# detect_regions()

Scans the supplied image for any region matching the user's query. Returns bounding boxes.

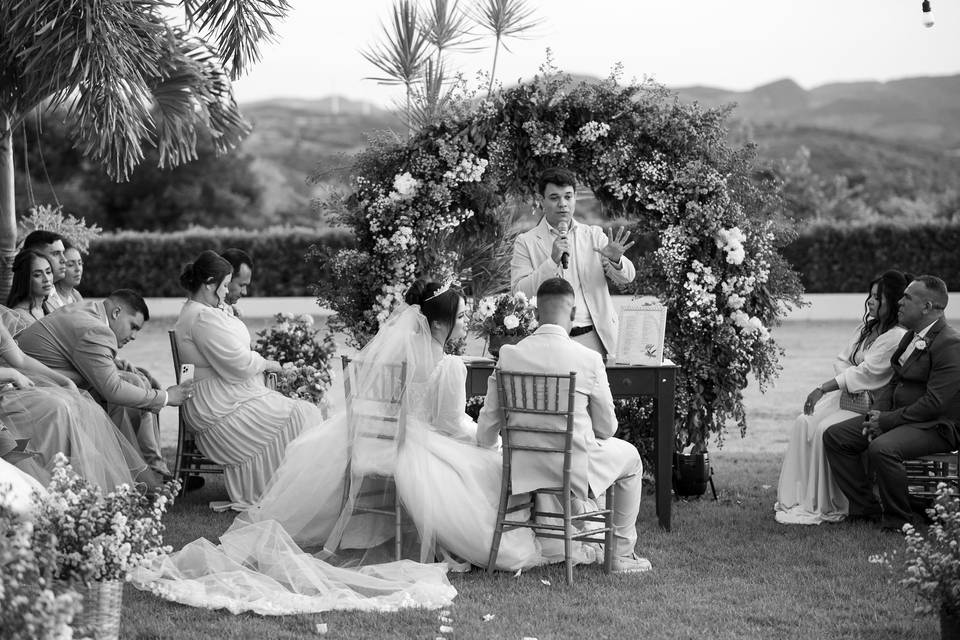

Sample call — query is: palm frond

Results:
[183,0,290,80]
[471,0,541,42]
[149,31,251,169]
[360,0,430,87]
[421,0,479,53]
[407,58,459,128]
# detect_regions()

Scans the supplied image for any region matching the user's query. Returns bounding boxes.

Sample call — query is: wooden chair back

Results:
[488,369,614,583]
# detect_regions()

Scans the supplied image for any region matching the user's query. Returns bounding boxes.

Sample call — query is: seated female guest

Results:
[4,250,55,335]
[174,250,310,511]
[0,322,158,491]
[55,243,84,306]
[775,269,909,525]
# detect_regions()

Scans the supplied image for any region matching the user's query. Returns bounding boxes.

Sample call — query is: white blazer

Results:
[476,324,629,498]
[510,217,636,354]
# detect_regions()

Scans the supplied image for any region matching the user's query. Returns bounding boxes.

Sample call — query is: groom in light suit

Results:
[477,278,649,572]
[824,275,960,531]
[511,168,636,356]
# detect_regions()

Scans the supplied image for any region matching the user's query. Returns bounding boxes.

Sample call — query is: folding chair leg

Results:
[394,487,402,561]
[603,485,615,574]
[487,480,511,573]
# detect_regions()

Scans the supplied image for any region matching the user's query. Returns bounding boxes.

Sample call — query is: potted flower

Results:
[898,483,960,639]
[31,455,179,640]
[254,312,337,412]
[1,483,82,640]
[469,291,538,358]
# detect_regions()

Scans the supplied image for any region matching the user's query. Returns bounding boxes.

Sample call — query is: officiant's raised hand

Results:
[595,227,635,266]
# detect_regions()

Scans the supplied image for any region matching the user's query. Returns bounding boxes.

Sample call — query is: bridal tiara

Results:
[424,280,453,302]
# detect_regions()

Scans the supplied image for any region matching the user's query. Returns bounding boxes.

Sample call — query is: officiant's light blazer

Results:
[510,217,636,354]
[476,324,630,499]
[16,300,166,413]
[875,317,960,448]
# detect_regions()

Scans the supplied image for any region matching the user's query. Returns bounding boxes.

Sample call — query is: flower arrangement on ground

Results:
[31,455,179,586]
[254,312,337,408]
[899,484,960,619]
[1,484,81,640]
[470,291,538,340]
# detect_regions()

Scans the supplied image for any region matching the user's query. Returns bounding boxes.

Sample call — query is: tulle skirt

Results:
[0,380,145,490]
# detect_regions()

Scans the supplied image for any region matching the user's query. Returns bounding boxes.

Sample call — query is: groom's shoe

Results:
[612,553,652,574]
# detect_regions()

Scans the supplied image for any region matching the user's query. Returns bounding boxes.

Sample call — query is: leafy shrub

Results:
[80,226,353,297]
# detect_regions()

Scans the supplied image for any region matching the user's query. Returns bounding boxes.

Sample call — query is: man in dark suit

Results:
[824,275,960,531]
[16,289,194,477]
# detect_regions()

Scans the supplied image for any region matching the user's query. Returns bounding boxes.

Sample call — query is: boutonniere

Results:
[915,338,927,351]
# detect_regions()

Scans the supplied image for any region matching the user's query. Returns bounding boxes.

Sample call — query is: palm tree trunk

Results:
[486,37,502,97]
[0,113,17,303]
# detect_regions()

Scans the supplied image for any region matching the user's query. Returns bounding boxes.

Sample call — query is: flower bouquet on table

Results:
[27,454,179,639]
[470,291,538,358]
[254,312,337,412]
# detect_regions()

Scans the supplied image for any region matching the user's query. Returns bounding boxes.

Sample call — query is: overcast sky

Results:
[230,0,960,106]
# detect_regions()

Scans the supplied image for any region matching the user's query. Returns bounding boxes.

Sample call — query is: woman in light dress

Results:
[0,322,155,491]
[775,270,909,525]
[133,280,589,615]
[54,243,84,306]
[3,250,55,336]
[173,250,305,511]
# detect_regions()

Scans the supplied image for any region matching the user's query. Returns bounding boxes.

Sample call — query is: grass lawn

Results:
[116,319,938,639]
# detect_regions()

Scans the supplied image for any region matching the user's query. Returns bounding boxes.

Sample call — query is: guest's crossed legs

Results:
[823,415,952,527]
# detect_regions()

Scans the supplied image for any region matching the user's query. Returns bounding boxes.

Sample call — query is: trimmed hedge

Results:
[79,221,959,298]
[780,222,960,293]
[82,227,354,298]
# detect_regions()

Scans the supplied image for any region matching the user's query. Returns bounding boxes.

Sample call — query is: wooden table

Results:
[465,360,678,531]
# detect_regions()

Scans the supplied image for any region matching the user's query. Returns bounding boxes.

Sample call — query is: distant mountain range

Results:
[239,74,960,220]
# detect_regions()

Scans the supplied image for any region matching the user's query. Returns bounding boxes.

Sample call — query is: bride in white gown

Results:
[134,282,589,615]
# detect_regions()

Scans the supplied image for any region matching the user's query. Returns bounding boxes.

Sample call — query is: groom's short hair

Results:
[537,168,577,195]
[536,277,574,300]
[914,275,949,310]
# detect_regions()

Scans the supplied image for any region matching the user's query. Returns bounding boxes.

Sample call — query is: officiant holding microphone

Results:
[511,168,636,356]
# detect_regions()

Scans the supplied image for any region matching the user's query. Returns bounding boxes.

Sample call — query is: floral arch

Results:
[316,67,804,450]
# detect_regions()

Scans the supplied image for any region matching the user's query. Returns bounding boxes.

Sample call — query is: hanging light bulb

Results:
[922,0,935,28]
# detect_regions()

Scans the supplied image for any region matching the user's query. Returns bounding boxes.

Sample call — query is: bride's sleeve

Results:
[193,311,267,383]
[431,357,477,442]
[835,327,906,393]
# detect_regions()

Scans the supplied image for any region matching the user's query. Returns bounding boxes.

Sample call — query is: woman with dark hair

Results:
[3,250,55,335]
[775,269,911,525]
[55,242,84,306]
[173,250,295,511]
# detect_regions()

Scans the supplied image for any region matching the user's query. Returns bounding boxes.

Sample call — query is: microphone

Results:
[557,221,569,269]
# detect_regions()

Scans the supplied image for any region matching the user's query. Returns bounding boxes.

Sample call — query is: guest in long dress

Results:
[0,322,158,491]
[4,250,55,334]
[775,270,910,525]
[173,250,310,511]
[55,243,84,306]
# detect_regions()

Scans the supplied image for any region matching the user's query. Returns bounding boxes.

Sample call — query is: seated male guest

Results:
[476,277,650,572]
[16,289,194,477]
[511,168,636,355]
[219,248,253,319]
[824,275,960,531]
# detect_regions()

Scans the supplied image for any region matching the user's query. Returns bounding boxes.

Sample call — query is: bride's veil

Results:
[130,303,457,615]
[320,303,441,563]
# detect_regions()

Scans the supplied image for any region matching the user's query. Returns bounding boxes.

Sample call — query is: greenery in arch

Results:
[315,63,804,450]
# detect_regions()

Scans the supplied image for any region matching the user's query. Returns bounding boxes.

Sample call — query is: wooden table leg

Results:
[655,368,676,531]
